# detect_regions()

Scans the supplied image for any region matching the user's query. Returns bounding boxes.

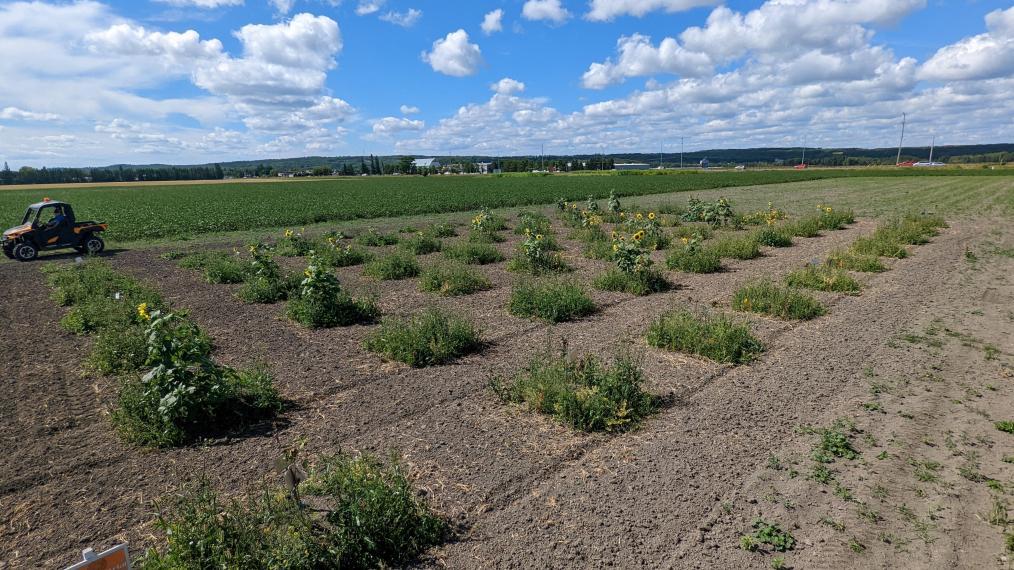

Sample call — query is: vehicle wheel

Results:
[14,242,38,261]
[84,235,105,255]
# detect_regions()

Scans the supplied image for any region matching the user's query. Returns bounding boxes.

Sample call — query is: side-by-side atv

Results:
[2,199,107,261]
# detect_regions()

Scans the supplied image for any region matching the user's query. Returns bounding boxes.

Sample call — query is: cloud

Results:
[0,106,63,121]
[421,29,483,77]
[372,116,425,135]
[269,0,295,14]
[582,0,926,88]
[156,0,243,7]
[400,104,421,114]
[481,9,504,34]
[918,6,1014,81]
[491,77,526,95]
[582,33,712,88]
[379,8,422,28]
[85,23,224,73]
[522,0,570,24]
[586,0,717,22]
[355,0,385,16]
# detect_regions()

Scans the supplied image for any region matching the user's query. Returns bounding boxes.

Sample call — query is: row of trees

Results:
[0,162,224,185]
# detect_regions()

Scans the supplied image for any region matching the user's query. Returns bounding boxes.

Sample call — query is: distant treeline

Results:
[3,143,1011,185]
[1,162,224,185]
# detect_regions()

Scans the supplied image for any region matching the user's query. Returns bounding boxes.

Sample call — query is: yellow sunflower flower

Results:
[648,212,656,220]
[137,303,151,321]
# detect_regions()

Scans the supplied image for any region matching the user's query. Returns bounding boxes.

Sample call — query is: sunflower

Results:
[535,234,544,241]
[284,229,294,238]
[636,212,644,220]
[648,212,656,220]
[632,230,645,241]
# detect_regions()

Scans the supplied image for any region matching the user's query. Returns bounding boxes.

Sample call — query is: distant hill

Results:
[97,143,1013,171]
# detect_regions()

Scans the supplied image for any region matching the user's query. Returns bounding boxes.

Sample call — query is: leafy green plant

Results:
[274,228,314,257]
[996,421,1014,434]
[732,280,826,320]
[646,310,763,364]
[178,250,250,284]
[287,254,379,328]
[507,230,569,275]
[442,242,505,264]
[683,196,734,227]
[490,350,657,432]
[424,222,457,238]
[812,419,860,463]
[399,233,442,255]
[364,252,421,280]
[355,228,400,247]
[139,452,446,569]
[419,263,492,296]
[785,265,861,294]
[364,308,482,367]
[593,268,670,296]
[742,519,796,552]
[316,237,373,267]
[784,216,822,238]
[754,226,793,247]
[236,243,299,304]
[514,211,553,236]
[508,280,596,323]
[667,232,722,273]
[113,306,280,447]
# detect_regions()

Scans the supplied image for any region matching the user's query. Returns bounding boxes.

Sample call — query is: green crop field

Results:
[0,169,1010,242]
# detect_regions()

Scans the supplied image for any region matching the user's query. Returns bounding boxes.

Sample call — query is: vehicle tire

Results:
[14,242,38,261]
[83,235,105,255]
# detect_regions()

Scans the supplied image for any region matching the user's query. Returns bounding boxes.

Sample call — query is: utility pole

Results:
[896,112,907,165]
[680,136,684,169]
[659,141,663,169]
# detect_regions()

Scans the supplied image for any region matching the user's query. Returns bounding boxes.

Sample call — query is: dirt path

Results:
[1,214,1011,568]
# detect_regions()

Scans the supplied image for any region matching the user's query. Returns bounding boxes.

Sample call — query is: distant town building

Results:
[476,162,493,174]
[614,163,651,171]
[413,158,440,169]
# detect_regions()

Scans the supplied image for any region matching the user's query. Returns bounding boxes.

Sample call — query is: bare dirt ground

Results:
[1,204,1012,569]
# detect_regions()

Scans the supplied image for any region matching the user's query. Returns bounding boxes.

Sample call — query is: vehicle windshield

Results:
[21,207,36,226]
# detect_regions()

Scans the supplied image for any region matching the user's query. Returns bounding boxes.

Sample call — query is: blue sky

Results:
[0,0,1012,166]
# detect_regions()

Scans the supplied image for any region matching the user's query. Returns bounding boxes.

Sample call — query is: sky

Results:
[0,0,1012,167]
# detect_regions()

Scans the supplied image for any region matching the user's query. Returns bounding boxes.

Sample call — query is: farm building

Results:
[614,163,651,171]
[413,158,441,169]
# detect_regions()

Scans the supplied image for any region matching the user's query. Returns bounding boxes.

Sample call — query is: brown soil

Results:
[1,211,1011,569]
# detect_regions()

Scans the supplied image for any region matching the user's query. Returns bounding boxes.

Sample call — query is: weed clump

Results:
[507,231,570,275]
[491,351,657,432]
[355,228,399,247]
[364,252,421,280]
[399,233,442,255]
[139,453,446,569]
[706,235,762,260]
[593,268,670,296]
[508,280,596,323]
[667,232,721,273]
[178,251,249,284]
[785,265,861,294]
[732,280,826,320]
[646,310,763,364]
[442,242,505,265]
[419,263,492,296]
[364,308,482,367]
[753,227,793,248]
[826,250,886,272]
[740,519,796,552]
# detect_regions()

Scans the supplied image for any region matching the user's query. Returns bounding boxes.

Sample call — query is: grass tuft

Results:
[442,242,505,265]
[593,268,671,296]
[785,265,861,294]
[646,309,763,364]
[363,252,421,280]
[732,280,826,320]
[364,308,482,367]
[666,248,722,273]
[399,233,442,255]
[490,350,657,432]
[706,235,761,260]
[419,263,492,296]
[753,227,793,247]
[508,280,596,323]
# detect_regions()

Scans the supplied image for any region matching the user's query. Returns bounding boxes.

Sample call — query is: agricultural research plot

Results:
[3,176,1014,569]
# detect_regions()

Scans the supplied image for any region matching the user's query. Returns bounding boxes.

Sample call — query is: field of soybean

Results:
[1,168,1008,242]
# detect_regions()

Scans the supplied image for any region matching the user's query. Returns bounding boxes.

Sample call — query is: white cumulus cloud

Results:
[372,116,425,135]
[400,104,421,114]
[491,77,526,95]
[481,9,504,34]
[421,29,483,77]
[379,8,422,28]
[586,0,718,22]
[156,0,244,7]
[0,107,63,121]
[355,0,385,16]
[918,6,1014,81]
[522,0,570,23]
